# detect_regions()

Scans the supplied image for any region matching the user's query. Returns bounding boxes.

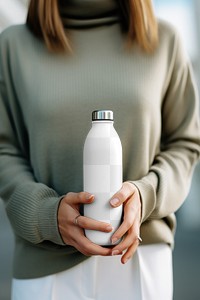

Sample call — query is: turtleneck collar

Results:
[59,0,121,29]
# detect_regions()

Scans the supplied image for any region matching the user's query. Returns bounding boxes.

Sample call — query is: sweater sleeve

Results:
[132,30,200,223]
[0,31,65,246]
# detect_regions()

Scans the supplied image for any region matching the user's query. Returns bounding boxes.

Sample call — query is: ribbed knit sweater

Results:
[0,0,199,279]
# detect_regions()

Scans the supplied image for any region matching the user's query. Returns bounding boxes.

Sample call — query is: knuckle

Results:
[83,251,91,256]
[136,239,140,246]
[80,217,87,227]
[79,191,87,199]
[125,219,132,228]
[82,245,91,256]
[65,192,75,202]
[120,184,133,200]
[124,181,135,193]
[83,252,91,256]
[77,193,82,202]
[129,204,136,215]
[66,192,73,197]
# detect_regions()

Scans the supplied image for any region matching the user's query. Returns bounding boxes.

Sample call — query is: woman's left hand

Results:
[110,182,142,264]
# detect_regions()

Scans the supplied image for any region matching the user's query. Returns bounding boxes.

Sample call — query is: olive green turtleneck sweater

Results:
[0,0,199,279]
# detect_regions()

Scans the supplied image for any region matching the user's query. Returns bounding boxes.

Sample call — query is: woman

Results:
[0,0,199,299]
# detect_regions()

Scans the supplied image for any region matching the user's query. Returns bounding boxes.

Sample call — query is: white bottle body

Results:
[83,120,123,246]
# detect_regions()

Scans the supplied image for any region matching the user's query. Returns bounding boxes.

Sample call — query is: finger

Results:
[64,192,94,205]
[110,182,135,207]
[60,224,112,257]
[121,239,139,264]
[111,225,138,254]
[112,226,140,264]
[75,216,114,233]
[74,234,113,256]
[111,199,138,243]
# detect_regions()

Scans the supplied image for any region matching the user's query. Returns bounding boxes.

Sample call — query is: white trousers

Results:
[12,244,173,300]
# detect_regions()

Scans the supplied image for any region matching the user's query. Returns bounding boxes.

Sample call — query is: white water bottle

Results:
[83,110,123,246]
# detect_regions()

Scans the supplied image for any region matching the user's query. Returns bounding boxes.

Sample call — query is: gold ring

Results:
[74,214,81,225]
[138,236,142,243]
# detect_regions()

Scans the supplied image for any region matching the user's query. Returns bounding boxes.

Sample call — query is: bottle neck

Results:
[89,120,116,138]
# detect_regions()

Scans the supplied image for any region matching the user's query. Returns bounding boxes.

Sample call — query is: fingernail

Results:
[111,237,118,244]
[112,250,120,256]
[123,258,129,264]
[110,198,120,206]
[86,194,94,201]
[106,225,114,232]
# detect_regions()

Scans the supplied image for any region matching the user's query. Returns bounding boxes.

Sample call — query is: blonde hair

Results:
[26,0,158,53]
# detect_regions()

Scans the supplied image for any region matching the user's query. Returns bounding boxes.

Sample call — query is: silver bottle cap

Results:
[92,110,113,121]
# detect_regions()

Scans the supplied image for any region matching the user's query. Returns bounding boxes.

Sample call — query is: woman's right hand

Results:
[58,192,114,256]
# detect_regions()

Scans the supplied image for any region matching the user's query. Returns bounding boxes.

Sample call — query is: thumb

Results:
[110,182,135,207]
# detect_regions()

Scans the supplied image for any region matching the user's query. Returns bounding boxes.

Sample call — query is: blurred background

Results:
[0,0,200,299]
